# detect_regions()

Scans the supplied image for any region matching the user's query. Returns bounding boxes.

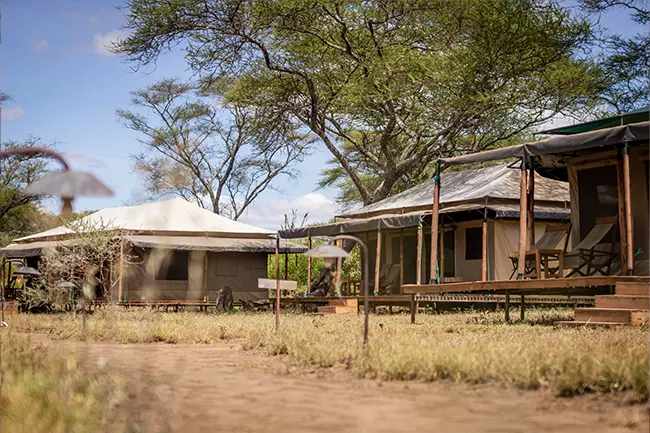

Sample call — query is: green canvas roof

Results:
[537,106,649,135]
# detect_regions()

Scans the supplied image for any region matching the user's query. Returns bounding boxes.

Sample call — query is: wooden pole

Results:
[374,229,382,295]
[622,145,634,275]
[616,157,628,273]
[517,157,528,279]
[307,235,312,295]
[439,220,445,283]
[482,208,488,281]
[527,160,535,248]
[399,229,404,292]
[520,294,525,321]
[284,252,288,281]
[335,239,342,296]
[203,252,208,301]
[430,163,441,284]
[505,290,510,322]
[118,241,124,301]
[275,236,280,331]
[416,224,423,285]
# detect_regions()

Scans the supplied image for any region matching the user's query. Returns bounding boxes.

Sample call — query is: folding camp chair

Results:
[564,216,618,277]
[509,223,571,279]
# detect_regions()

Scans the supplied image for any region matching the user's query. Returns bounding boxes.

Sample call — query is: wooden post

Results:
[118,241,124,301]
[505,290,510,322]
[335,239,342,296]
[520,295,525,321]
[439,220,445,283]
[374,229,382,295]
[202,252,208,301]
[430,162,441,284]
[410,294,416,324]
[616,157,628,273]
[416,225,423,285]
[275,236,280,331]
[399,229,404,292]
[527,160,535,248]
[622,145,634,275]
[517,157,528,279]
[307,235,312,295]
[482,208,488,281]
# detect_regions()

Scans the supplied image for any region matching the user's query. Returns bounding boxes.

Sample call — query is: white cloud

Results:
[93,29,126,56]
[34,39,49,51]
[1,106,24,121]
[239,192,337,230]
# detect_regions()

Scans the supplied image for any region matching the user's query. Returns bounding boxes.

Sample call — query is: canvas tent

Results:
[0,198,305,302]
[437,121,650,277]
[280,164,570,294]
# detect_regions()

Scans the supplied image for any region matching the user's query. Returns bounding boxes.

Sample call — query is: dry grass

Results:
[6,308,649,400]
[0,332,125,433]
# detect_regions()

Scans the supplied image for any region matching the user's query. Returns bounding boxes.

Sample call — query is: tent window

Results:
[465,227,482,260]
[156,250,188,281]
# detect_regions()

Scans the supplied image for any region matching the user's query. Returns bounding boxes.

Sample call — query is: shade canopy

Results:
[13,266,41,277]
[537,106,649,135]
[26,171,113,198]
[305,244,351,258]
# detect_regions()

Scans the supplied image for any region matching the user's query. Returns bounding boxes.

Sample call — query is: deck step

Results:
[595,295,650,309]
[555,320,629,327]
[615,281,649,296]
[317,305,357,314]
[554,320,628,327]
[327,298,358,308]
[574,308,638,324]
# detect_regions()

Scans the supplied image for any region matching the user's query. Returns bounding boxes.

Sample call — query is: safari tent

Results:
[279,163,571,294]
[0,198,305,303]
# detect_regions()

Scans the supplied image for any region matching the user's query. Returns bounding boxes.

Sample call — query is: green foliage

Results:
[581,0,649,113]
[117,0,604,207]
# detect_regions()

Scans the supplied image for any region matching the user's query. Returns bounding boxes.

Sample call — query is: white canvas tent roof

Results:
[16,197,273,242]
[339,163,569,218]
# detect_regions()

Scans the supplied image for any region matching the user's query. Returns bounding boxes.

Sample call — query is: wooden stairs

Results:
[556,281,650,327]
[317,298,358,315]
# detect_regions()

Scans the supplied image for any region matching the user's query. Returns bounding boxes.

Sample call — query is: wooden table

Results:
[509,249,564,279]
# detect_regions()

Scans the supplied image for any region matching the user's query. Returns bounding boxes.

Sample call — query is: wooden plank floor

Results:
[272,294,595,306]
[402,276,650,295]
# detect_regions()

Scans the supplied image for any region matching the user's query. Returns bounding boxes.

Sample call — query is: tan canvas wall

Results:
[188,250,206,300]
[207,252,268,302]
[492,220,555,281]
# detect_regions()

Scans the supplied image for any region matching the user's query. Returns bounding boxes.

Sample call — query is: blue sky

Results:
[1,0,642,229]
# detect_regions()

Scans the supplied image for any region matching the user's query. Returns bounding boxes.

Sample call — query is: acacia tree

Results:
[117,79,310,219]
[582,0,649,113]
[116,0,603,207]
[0,137,56,245]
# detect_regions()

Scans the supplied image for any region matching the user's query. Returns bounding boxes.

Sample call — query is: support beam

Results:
[616,158,627,273]
[505,290,510,322]
[307,236,312,295]
[275,236,280,331]
[416,224,423,285]
[202,252,208,301]
[517,158,528,279]
[622,145,635,275]
[410,294,416,324]
[527,161,535,248]
[482,209,488,282]
[118,241,124,301]
[520,295,525,321]
[335,239,342,296]
[439,219,445,283]
[430,163,441,284]
[399,229,404,292]
[374,229,382,295]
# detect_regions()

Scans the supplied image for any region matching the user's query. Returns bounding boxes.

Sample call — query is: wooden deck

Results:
[272,294,595,307]
[402,276,650,296]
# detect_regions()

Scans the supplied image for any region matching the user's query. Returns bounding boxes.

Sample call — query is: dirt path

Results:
[30,336,649,433]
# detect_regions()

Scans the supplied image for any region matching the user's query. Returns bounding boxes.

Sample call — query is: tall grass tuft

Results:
[7,308,649,400]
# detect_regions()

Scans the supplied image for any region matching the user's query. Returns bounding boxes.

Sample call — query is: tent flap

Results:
[279,213,424,239]
[126,235,305,254]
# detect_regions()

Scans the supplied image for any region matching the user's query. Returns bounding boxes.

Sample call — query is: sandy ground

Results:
[26,335,650,433]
